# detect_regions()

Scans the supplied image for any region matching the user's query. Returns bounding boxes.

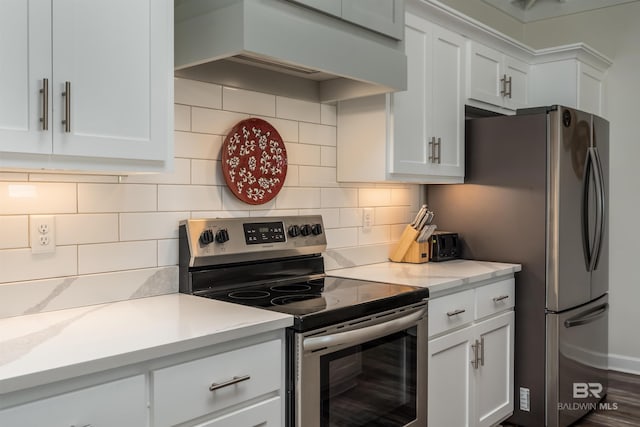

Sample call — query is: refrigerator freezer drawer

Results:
[546,294,608,427]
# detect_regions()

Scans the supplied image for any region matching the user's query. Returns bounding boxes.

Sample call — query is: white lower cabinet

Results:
[0,375,147,427]
[152,339,282,427]
[428,278,515,427]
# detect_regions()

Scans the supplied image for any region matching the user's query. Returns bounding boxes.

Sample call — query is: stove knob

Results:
[300,224,312,236]
[199,229,215,245]
[215,228,229,243]
[311,223,323,235]
[288,225,301,237]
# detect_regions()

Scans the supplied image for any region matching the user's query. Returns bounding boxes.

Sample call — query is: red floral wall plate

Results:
[221,118,288,205]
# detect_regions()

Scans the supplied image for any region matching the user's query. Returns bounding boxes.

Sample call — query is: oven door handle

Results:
[302,307,427,352]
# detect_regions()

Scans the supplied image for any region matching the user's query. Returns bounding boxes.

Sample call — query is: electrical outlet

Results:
[31,215,56,254]
[363,208,374,229]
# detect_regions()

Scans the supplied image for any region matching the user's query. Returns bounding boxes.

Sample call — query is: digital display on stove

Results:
[243,221,286,245]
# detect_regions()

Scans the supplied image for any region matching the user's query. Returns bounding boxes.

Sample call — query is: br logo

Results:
[573,383,603,399]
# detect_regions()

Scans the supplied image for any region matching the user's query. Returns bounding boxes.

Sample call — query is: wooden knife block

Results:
[400,240,431,264]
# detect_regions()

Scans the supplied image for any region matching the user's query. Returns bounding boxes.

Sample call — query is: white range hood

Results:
[174,0,408,103]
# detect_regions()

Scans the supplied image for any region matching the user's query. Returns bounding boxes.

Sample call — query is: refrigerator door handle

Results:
[564,303,609,328]
[581,148,594,271]
[590,147,606,271]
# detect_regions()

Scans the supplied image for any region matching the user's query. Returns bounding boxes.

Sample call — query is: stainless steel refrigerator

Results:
[428,105,609,427]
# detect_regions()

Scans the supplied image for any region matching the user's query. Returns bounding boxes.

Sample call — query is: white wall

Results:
[0,78,421,317]
[524,3,640,375]
[437,0,524,41]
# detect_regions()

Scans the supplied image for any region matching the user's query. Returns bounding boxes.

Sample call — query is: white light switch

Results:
[363,208,374,229]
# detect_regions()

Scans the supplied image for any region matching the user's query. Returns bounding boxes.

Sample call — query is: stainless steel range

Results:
[179,215,428,427]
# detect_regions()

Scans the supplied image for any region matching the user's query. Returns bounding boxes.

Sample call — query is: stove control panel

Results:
[180,215,327,267]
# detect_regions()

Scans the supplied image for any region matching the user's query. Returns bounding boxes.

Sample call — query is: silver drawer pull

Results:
[493,295,509,302]
[209,375,251,391]
[40,78,49,130]
[447,309,466,317]
[62,81,71,132]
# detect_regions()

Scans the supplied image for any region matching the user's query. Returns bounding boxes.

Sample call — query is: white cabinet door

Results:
[194,397,281,427]
[0,0,51,154]
[341,0,404,40]
[51,0,171,162]
[503,56,529,110]
[428,324,475,427]
[468,42,504,107]
[577,62,604,116]
[430,25,465,178]
[468,41,529,111]
[0,375,147,427]
[474,311,515,427]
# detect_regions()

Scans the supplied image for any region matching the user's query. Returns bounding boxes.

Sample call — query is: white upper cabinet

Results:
[337,14,464,183]
[530,59,606,116]
[467,41,529,111]
[0,0,173,173]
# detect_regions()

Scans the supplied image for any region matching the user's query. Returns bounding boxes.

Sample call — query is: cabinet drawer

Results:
[152,339,282,427]
[475,277,515,319]
[0,375,146,427]
[194,396,281,427]
[429,289,475,337]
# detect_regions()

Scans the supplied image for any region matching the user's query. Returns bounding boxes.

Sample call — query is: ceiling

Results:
[482,0,640,22]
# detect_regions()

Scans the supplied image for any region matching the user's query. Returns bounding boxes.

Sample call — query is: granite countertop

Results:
[0,294,292,395]
[328,259,521,298]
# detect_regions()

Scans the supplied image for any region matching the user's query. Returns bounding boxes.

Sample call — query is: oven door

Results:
[293,304,428,427]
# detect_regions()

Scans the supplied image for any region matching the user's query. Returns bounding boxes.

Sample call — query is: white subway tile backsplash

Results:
[256,116,299,143]
[299,122,336,146]
[191,107,248,135]
[191,159,222,186]
[321,104,337,126]
[221,188,277,211]
[250,209,299,217]
[78,184,156,213]
[158,185,222,212]
[375,206,410,225]
[195,210,249,218]
[299,208,340,229]
[325,227,358,249]
[287,143,321,166]
[174,132,223,160]
[0,216,28,249]
[158,239,179,267]
[29,173,118,183]
[391,188,415,206]
[120,212,188,241]
[283,165,299,187]
[223,87,276,116]
[358,225,391,245]
[321,146,336,167]
[78,241,157,275]
[321,188,358,208]
[339,208,363,227]
[0,182,77,215]
[175,104,191,131]
[359,188,392,207]
[299,166,338,188]
[175,78,222,109]
[56,214,119,245]
[276,97,321,123]
[275,188,321,209]
[121,158,191,185]
[0,246,77,284]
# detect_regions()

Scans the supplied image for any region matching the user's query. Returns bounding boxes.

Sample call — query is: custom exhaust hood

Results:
[174,0,408,103]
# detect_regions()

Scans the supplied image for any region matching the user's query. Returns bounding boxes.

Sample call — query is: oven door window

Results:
[319,327,417,427]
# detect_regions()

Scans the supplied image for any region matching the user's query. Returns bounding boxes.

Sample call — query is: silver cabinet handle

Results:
[62,81,71,132]
[428,136,436,163]
[471,340,479,369]
[40,78,49,131]
[479,337,485,366]
[493,295,509,302]
[506,75,513,98]
[500,74,507,97]
[209,374,251,391]
[435,137,441,164]
[446,308,466,317]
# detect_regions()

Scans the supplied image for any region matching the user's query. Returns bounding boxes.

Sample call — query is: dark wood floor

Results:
[573,370,640,426]
[503,370,640,426]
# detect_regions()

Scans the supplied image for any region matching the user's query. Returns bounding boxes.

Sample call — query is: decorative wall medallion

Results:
[221,118,288,205]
